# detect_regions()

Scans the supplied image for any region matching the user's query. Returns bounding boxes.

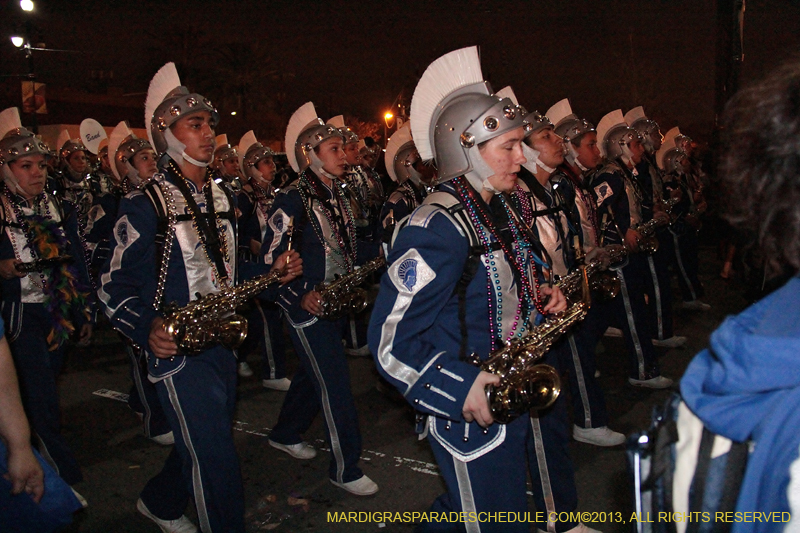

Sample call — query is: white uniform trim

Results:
[530,416,557,533]
[296,326,346,483]
[568,334,593,427]
[615,267,647,379]
[164,376,211,532]
[453,457,481,533]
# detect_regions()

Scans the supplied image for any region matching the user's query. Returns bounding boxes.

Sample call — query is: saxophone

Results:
[556,244,627,303]
[631,198,679,254]
[316,255,386,320]
[468,266,591,424]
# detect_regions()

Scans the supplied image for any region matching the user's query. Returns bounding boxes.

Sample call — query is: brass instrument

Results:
[632,198,679,254]
[468,266,592,424]
[557,244,627,303]
[316,255,386,320]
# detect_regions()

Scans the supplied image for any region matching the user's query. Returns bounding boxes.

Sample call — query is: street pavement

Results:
[58,247,751,532]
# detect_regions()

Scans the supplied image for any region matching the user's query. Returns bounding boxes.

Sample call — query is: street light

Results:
[11,36,25,48]
[20,0,34,11]
[383,112,395,147]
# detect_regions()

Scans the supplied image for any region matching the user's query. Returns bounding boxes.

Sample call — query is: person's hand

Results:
[586,247,610,269]
[0,259,26,280]
[249,239,260,256]
[272,250,302,283]
[301,290,324,316]
[149,317,178,359]
[624,228,642,253]
[653,210,670,225]
[541,285,567,314]
[77,323,93,347]
[4,445,44,503]
[462,371,500,428]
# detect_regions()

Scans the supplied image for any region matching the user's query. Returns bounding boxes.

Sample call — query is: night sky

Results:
[2,0,800,146]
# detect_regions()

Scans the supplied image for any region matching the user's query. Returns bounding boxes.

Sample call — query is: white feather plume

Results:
[545,99,574,127]
[655,132,678,170]
[596,109,626,158]
[663,126,681,145]
[215,134,228,148]
[327,115,346,129]
[410,46,484,161]
[285,102,319,173]
[144,62,181,150]
[496,86,518,105]
[384,122,413,183]
[57,129,71,152]
[238,130,258,169]
[624,106,646,127]
[108,121,133,182]
[0,107,22,139]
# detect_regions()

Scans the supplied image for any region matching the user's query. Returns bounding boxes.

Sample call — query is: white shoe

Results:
[573,425,625,446]
[237,362,254,377]
[681,300,711,311]
[604,327,623,338]
[137,498,197,533]
[594,369,601,378]
[262,377,291,391]
[150,431,174,446]
[628,375,674,389]
[269,439,317,459]
[330,475,379,496]
[71,486,88,508]
[652,335,687,348]
[344,345,371,357]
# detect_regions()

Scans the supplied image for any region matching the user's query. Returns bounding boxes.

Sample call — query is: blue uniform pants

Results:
[421,415,530,533]
[270,317,364,483]
[644,231,675,340]
[670,227,704,303]
[140,348,244,532]
[237,300,287,380]
[125,342,171,438]
[6,303,82,485]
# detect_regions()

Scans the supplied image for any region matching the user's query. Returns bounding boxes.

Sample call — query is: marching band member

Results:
[261,102,380,496]
[368,48,573,532]
[98,63,300,531]
[212,134,243,191]
[235,130,290,389]
[0,107,93,493]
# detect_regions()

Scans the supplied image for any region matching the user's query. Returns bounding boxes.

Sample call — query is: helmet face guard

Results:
[604,125,640,161]
[294,121,343,173]
[631,118,662,152]
[150,87,219,154]
[392,141,423,184]
[432,88,530,183]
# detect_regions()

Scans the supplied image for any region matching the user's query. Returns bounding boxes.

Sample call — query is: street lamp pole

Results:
[24,19,38,134]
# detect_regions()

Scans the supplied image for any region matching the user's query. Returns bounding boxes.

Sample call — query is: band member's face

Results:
[171,111,215,164]
[132,149,158,179]
[9,155,47,200]
[650,130,663,151]
[222,157,240,177]
[100,151,112,172]
[528,126,564,170]
[68,151,88,173]
[480,127,527,194]
[628,137,645,164]
[343,142,361,166]
[575,132,601,169]
[316,137,347,178]
[255,157,276,184]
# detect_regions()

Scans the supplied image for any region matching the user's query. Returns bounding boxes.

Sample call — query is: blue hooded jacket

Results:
[681,276,800,532]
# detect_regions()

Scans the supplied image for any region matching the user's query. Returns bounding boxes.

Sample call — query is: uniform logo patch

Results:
[594,181,613,207]
[272,213,284,232]
[398,258,418,290]
[116,221,129,246]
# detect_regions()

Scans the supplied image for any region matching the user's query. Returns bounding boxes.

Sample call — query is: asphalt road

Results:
[56,246,750,533]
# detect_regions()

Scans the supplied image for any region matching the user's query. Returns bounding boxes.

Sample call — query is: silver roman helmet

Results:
[496,86,556,175]
[0,107,51,192]
[238,130,275,181]
[284,102,343,174]
[546,98,596,171]
[57,129,86,163]
[624,106,662,153]
[410,47,530,188]
[597,109,641,164]
[656,128,686,174]
[214,134,238,165]
[144,62,219,165]
[108,120,153,185]
[327,115,359,145]
[384,122,422,185]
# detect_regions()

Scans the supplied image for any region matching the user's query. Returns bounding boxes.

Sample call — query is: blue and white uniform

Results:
[98,157,271,532]
[262,169,379,485]
[369,180,566,532]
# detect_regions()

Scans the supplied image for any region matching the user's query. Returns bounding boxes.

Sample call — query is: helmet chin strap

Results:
[164,128,211,168]
[521,143,556,176]
[620,143,635,168]
[464,145,495,193]
[565,143,589,171]
[309,151,339,182]
[3,165,21,194]
[406,166,423,186]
